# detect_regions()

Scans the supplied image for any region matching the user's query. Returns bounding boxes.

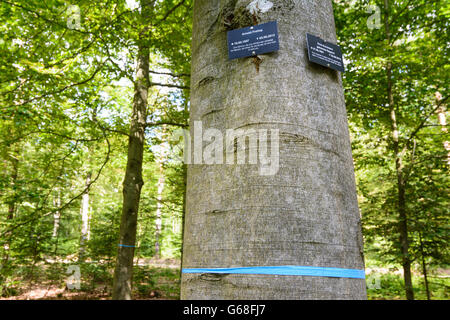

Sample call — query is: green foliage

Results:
[0,0,191,297]
[0,0,446,300]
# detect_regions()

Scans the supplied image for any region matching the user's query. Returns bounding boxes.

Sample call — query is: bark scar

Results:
[197,76,216,88]
[252,55,263,73]
[200,273,226,282]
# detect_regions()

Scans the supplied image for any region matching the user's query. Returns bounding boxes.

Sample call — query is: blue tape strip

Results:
[182,266,365,279]
[118,244,135,248]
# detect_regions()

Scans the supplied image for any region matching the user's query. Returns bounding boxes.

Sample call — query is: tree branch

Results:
[154,0,186,26]
[146,121,188,128]
[150,82,189,90]
[12,61,106,107]
[149,70,190,78]
[406,95,449,145]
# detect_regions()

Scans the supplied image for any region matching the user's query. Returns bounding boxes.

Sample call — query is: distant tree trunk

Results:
[79,172,91,260]
[155,127,168,258]
[112,0,154,300]
[384,0,414,300]
[2,149,19,266]
[154,161,165,258]
[52,188,61,238]
[7,155,18,221]
[419,233,431,300]
[181,0,366,299]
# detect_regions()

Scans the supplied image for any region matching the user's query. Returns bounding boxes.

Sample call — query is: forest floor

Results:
[0,257,181,300]
[1,259,448,300]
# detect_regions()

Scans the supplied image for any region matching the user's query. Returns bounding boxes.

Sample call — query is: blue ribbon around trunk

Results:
[182,266,365,279]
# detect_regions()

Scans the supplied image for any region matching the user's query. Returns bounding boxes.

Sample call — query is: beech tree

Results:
[181,0,366,299]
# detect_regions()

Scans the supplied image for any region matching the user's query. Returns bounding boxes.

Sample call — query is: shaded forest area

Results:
[0,0,448,300]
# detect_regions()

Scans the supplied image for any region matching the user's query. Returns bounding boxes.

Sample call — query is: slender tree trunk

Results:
[7,155,18,221]
[52,189,61,238]
[112,0,154,300]
[155,130,168,258]
[155,161,165,258]
[2,150,19,267]
[384,0,414,300]
[419,233,431,300]
[181,0,366,299]
[79,172,91,260]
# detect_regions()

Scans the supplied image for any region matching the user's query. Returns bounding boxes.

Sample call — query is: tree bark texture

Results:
[181,0,366,300]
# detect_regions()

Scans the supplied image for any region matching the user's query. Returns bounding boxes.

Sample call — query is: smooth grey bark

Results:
[112,0,154,300]
[181,0,367,299]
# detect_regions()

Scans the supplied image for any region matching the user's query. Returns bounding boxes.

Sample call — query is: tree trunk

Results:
[52,189,61,238]
[155,161,165,258]
[384,0,414,300]
[155,130,168,258]
[7,154,18,221]
[2,149,19,266]
[112,0,154,300]
[181,0,366,300]
[419,233,431,300]
[79,172,91,260]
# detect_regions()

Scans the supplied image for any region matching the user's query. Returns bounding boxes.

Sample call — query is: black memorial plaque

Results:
[227,21,279,60]
[306,33,345,72]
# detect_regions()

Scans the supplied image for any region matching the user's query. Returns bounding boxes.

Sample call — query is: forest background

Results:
[0,0,448,300]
